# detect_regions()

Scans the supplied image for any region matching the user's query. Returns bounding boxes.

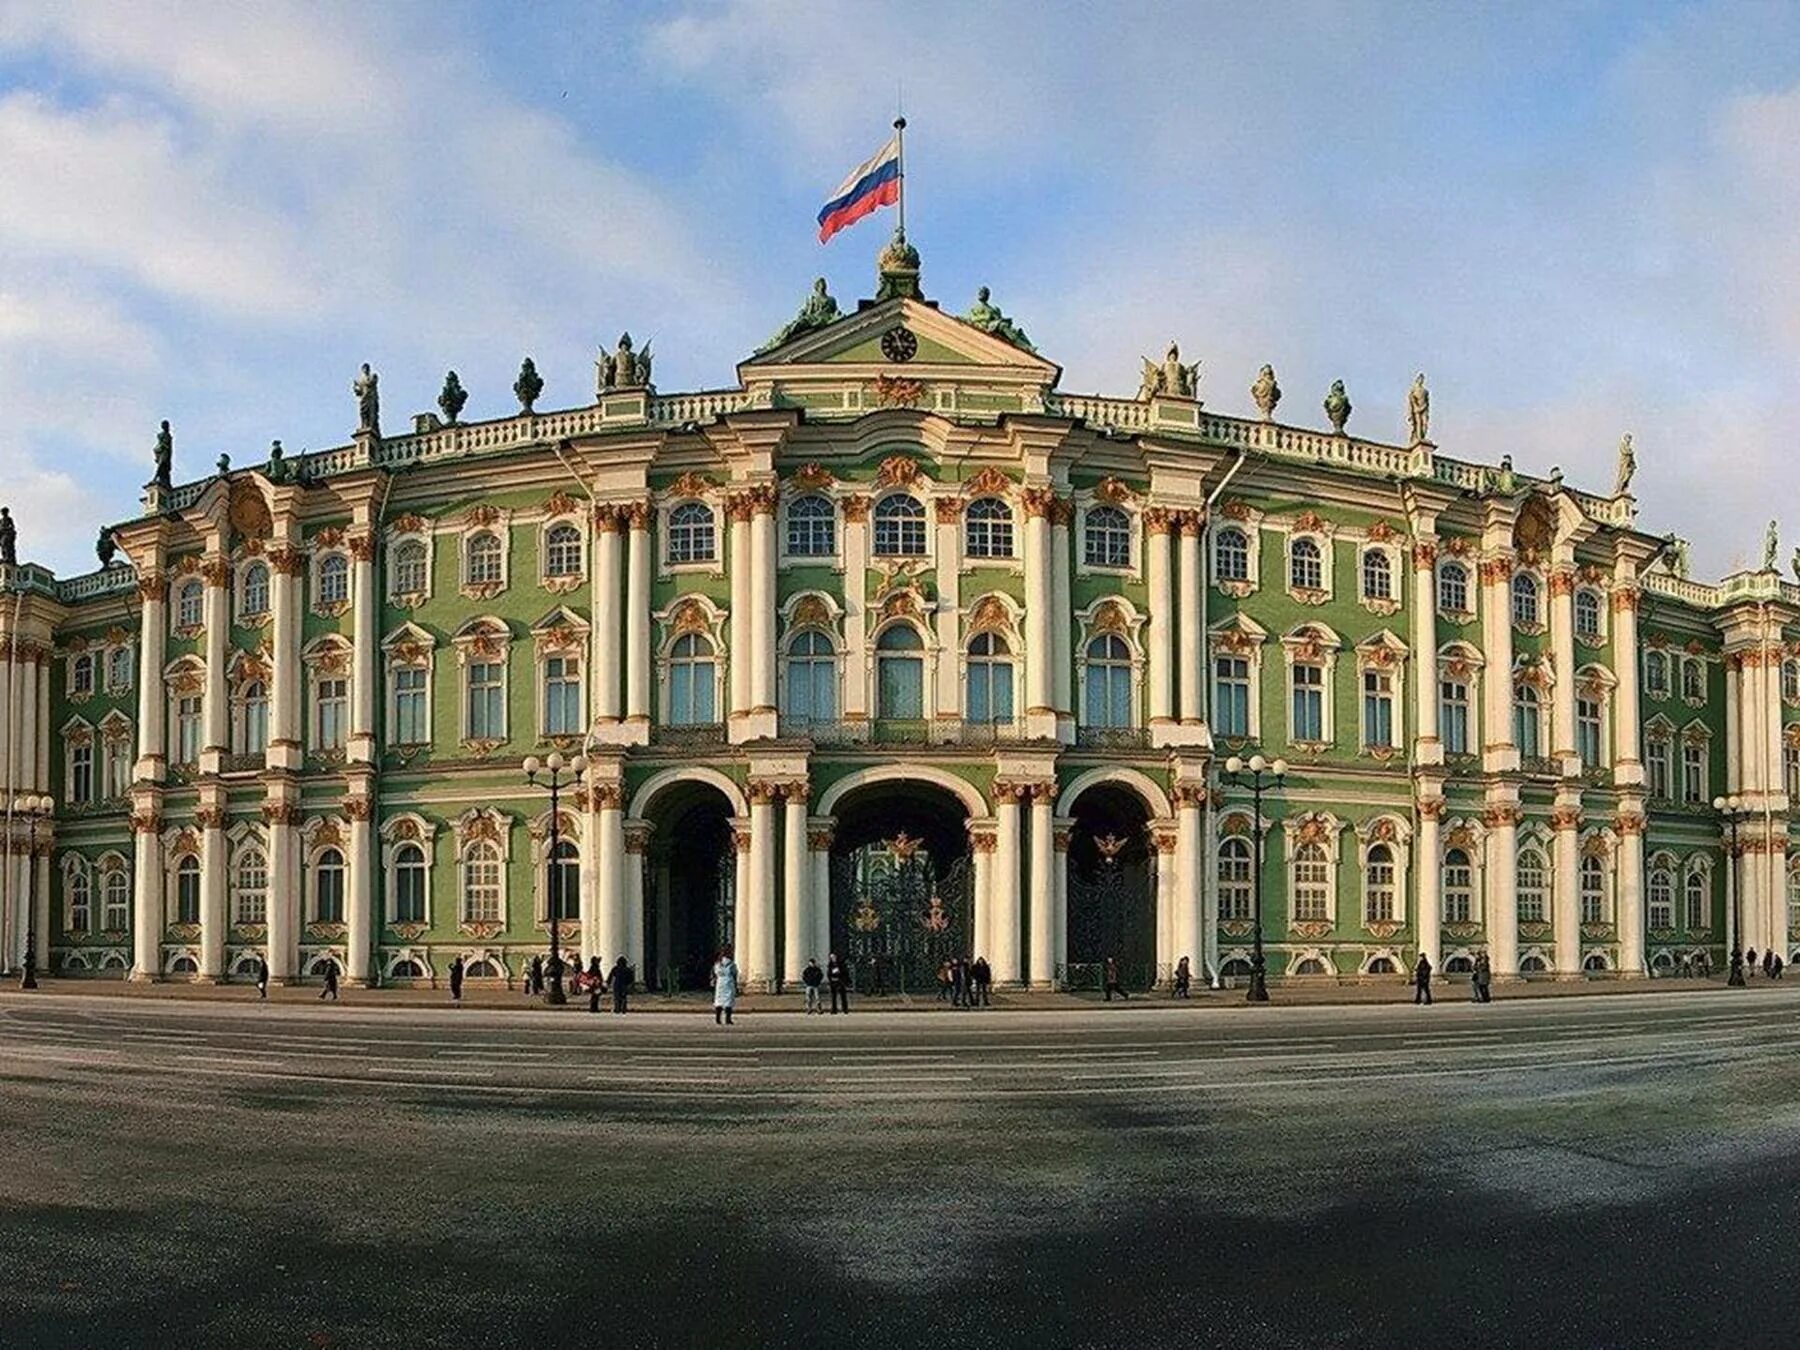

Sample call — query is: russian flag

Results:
[817,135,901,244]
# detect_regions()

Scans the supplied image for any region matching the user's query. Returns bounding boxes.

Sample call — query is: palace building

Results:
[1,239,1794,992]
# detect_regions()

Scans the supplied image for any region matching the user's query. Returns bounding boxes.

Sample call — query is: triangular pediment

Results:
[739,297,1059,380]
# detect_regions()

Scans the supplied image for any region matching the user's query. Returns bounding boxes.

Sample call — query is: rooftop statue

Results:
[0,505,14,567]
[1406,373,1430,444]
[1250,364,1281,419]
[216,453,231,478]
[1669,536,1691,579]
[1138,341,1199,400]
[1323,379,1352,434]
[354,363,381,438]
[598,332,652,393]
[1791,546,1800,585]
[1765,520,1780,572]
[759,278,842,352]
[963,285,1035,352]
[1495,454,1517,494]
[153,420,174,491]
[514,357,544,414]
[266,439,291,484]
[439,370,469,425]
[1614,433,1636,497]
[96,526,118,569]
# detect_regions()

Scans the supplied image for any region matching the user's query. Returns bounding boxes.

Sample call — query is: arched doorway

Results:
[1064,783,1156,990]
[640,780,739,991]
[828,781,972,995]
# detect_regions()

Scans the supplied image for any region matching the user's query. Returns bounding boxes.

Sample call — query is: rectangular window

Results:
[105,740,131,799]
[69,743,93,803]
[468,661,505,740]
[1577,698,1603,768]
[1214,657,1250,738]
[108,647,133,692]
[543,655,582,735]
[315,676,347,751]
[1787,745,1800,800]
[1291,664,1324,743]
[1647,741,1671,799]
[1362,669,1394,748]
[1441,680,1470,755]
[176,695,202,766]
[394,667,428,744]
[1682,742,1705,803]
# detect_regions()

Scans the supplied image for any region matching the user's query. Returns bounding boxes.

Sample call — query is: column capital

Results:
[935,496,963,524]
[347,531,376,561]
[1144,506,1173,536]
[1021,486,1058,519]
[1550,806,1584,831]
[194,806,225,830]
[623,499,653,530]
[841,494,870,523]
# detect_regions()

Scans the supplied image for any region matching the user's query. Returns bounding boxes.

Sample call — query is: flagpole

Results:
[893,115,906,239]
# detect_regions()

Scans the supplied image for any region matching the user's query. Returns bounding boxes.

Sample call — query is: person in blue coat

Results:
[712,948,739,1025]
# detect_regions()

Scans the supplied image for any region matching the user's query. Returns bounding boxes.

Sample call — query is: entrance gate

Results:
[1065,859,1156,990]
[829,834,972,995]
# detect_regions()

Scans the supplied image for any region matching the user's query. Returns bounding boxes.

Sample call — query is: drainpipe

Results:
[1197,447,1249,989]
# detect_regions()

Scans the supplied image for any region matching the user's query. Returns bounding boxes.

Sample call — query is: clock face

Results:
[880,325,918,363]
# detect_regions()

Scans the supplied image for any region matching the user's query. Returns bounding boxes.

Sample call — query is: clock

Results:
[880,325,918,363]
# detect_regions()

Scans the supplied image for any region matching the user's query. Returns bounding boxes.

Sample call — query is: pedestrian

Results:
[1103,955,1128,1002]
[1699,949,1712,978]
[802,956,824,1014]
[1776,953,1786,980]
[1748,947,1759,977]
[1173,955,1191,999]
[587,957,605,1014]
[610,956,633,1014]
[449,955,465,1004]
[827,950,850,1015]
[530,954,544,996]
[1413,952,1433,1005]
[951,955,969,1008]
[1764,949,1776,979]
[972,955,992,1007]
[712,948,739,1025]
[936,958,953,1003]
[1475,951,1492,1003]
[319,962,339,1001]
[255,955,269,1001]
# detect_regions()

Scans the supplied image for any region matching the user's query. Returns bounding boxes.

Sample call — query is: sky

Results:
[1,0,1798,580]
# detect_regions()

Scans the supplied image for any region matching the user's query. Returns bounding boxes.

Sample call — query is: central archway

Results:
[1064,782,1157,990]
[638,778,740,992]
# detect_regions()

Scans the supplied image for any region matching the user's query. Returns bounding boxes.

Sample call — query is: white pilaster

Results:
[1411,538,1441,761]
[136,573,168,783]
[266,802,299,981]
[597,788,626,962]
[1175,784,1204,973]
[268,543,303,771]
[748,784,777,987]
[935,499,962,717]
[750,490,778,722]
[1051,817,1070,985]
[579,804,600,967]
[809,818,835,965]
[346,797,373,985]
[1552,792,1582,974]
[595,509,623,722]
[1618,809,1646,975]
[625,503,652,736]
[1485,800,1519,976]
[992,787,1023,984]
[1479,542,1516,774]
[1028,786,1054,987]
[728,499,750,722]
[1416,794,1443,969]
[1550,562,1579,770]
[201,552,229,774]
[1146,513,1173,728]
[1177,516,1202,722]
[624,822,647,973]
[199,807,225,980]
[843,500,869,717]
[349,536,377,764]
[1611,577,1643,786]
[1051,502,1073,736]
[130,809,162,979]
[1153,824,1176,982]
[781,785,807,987]
[1023,492,1054,736]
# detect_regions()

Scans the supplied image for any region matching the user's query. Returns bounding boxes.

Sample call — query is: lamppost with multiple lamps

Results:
[15,794,52,990]
[1712,794,1747,987]
[1222,754,1287,1004]
[523,752,585,1006]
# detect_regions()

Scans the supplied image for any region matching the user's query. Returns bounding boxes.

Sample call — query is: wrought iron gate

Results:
[1065,858,1156,990]
[830,836,972,995]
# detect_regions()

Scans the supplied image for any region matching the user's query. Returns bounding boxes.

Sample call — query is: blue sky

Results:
[2,0,1798,579]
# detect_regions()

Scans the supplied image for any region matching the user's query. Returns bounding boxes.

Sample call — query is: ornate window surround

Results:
[1439,817,1487,928]
[98,710,134,800]
[539,498,588,592]
[300,635,352,758]
[1281,622,1342,749]
[1074,596,1145,729]
[962,591,1025,724]
[458,505,513,600]
[1575,662,1618,770]
[1284,513,1335,605]
[528,807,583,924]
[1209,613,1269,744]
[1282,811,1345,932]
[163,656,206,768]
[1434,546,1476,624]
[1074,479,1142,580]
[451,615,513,750]
[865,614,937,721]
[382,622,438,748]
[778,590,844,721]
[656,475,724,578]
[453,807,513,929]
[531,606,590,743]
[1439,641,1485,758]
[301,815,350,927]
[1212,501,1264,596]
[385,516,435,606]
[61,714,95,806]
[308,533,354,619]
[1354,814,1412,931]
[380,812,441,928]
[226,821,270,927]
[654,594,728,726]
[61,852,93,934]
[234,553,273,627]
[1354,629,1409,755]
[227,649,273,756]
[1510,563,1548,635]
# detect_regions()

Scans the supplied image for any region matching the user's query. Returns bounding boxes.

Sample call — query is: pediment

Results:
[739,297,1059,382]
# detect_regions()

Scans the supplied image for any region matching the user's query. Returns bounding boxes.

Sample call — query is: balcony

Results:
[781,718,1029,747]
[1075,725,1152,750]
[651,722,726,748]
[220,753,267,775]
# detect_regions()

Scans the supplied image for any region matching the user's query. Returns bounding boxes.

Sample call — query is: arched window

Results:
[234,847,268,924]
[68,867,93,933]
[241,562,270,617]
[461,841,502,923]
[1511,572,1540,627]
[1442,848,1472,923]
[1292,843,1330,922]
[465,534,502,585]
[1514,683,1541,759]
[242,680,269,754]
[314,848,346,923]
[1645,651,1669,699]
[1084,506,1131,568]
[175,854,201,925]
[1685,868,1708,931]
[1437,562,1469,614]
[319,553,350,604]
[394,843,428,924]
[875,625,925,720]
[1292,957,1328,976]
[1575,589,1601,640]
[393,666,428,744]
[1218,836,1253,921]
[964,498,1014,559]
[1289,537,1323,591]
[786,495,835,557]
[966,632,1015,724]
[1520,954,1549,973]
[1214,527,1250,583]
[1682,658,1705,702]
[1364,843,1395,924]
[1440,677,1472,755]
[784,630,837,723]
[390,958,427,979]
[1580,854,1606,924]
[176,580,204,629]
[1361,549,1392,601]
[1582,952,1609,972]
[1648,866,1675,929]
[543,524,583,578]
[1517,847,1548,923]
[546,839,579,921]
[873,494,926,557]
[103,867,129,931]
[667,633,717,725]
[393,539,428,595]
[1082,634,1133,728]
[108,646,133,692]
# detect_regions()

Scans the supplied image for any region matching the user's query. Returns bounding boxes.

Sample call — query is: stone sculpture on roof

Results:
[760,278,842,352]
[1251,364,1281,419]
[597,333,653,393]
[1406,373,1430,445]
[1138,341,1199,400]
[354,363,381,437]
[963,286,1035,352]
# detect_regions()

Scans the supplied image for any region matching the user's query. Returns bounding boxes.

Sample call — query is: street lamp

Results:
[1713,794,1746,988]
[15,793,52,990]
[523,751,586,1006]
[1222,753,1287,1004]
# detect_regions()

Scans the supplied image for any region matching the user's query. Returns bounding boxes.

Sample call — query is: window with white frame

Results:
[103,736,131,798]
[1646,735,1672,799]
[1682,738,1706,803]
[174,853,201,925]
[1580,853,1607,923]
[176,579,203,630]
[1361,549,1392,602]
[175,694,202,766]
[234,847,268,924]
[1645,650,1669,699]
[393,539,428,596]
[1787,742,1800,799]
[784,630,837,723]
[1214,527,1250,583]
[1084,506,1131,568]
[666,502,715,564]
[1517,847,1548,923]
[72,654,95,697]
[1289,537,1323,591]
[1442,848,1473,923]
[241,561,271,618]
[1648,865,1675,930]
[1214,655,1251,738]
[69,740,93,803]
[542,654,583,736]
[875,625,926,719]
[1575,589,1602,640]
[102,865,129,931]
[1292,843,1331,922]
[964,497,1014,559]
[1364,844,1396,923]
[461,841,502,923]
[314,674,347,751]
[1681,657,1704,702]
[1685,867,1709,931]
[786,495,835,557]
[1441,678,1471,755]
[318,554,350,606]
[1082,634,1132,728]
[393,666,429,744]
[1291,661,1325,742]
[1514,683,1542,759]
[1511,572,1541,627]
[1784,659,1800,704]
[1577,695,1604,768]
[967,632,1015,724]
[312,846,346,923]
[545,838,579,921]
[465,533,503,586]
[394,843,428,923]
[543,524,583,579]
[1789,861,1800,942]
[1362,667,1395,748]
[108,646,133,692]
[1219,835,1253,920]
[667,634,717,725]
[466,659,506,740]
[1438,562,1470,614]
[242,681,269,754]
[67,863,92,933]
[873,494,927,557]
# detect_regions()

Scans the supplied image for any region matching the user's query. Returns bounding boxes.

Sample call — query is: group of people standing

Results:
[1411,951,1494,1005]
[1746,948,1786,979]
[932,955,995,1008]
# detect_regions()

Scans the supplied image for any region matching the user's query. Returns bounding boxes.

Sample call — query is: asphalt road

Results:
[4,986,1800,1348]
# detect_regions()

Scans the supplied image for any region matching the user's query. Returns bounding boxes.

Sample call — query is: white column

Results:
[201,554,228,771]
[1023,494,1053,721]
[16,657,38,793]
[1618,815,1646,975]
[1146,513,1174,727]
[199,808,225,979]
[731,820,750,963]
[1153,825,1177,982]
[137,576,168,782]
[0,652,12,802]
[624,824,646,973]
[131,811,162,979]
[593,509,623,722]
[1411,541,1440,754]
[34,653,48,792]
[1552,795,1582,973]
[266,804,298,981]
[269,546,302,769]
[1175,785,1204,972]
[346,797,373,984]
[1550,565,1579,767]
[751,491,778,716]
[1028,786,1054,987]
[1051,819,1070,985]
[728,498,751,720]
[809,819,834,964]
[781,786,808,986]
[1416,797,1442,968]
[1612,584,1642,783]
[625,504,652,729]
[33,848,48,979]
[1202,803,1221,981]
[843,501,870,717]
[597,788,626,962]
[1485,804,1519,975]
[992,786,1023,983]
[934,500,962,717]
[969,823,994,963]
[1051,502,1073,726]
[1479,551,1516,772]
[1177,516,1202,721]
[349,537,377,764]
[579,804,600,967]
[748,783,776,987]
